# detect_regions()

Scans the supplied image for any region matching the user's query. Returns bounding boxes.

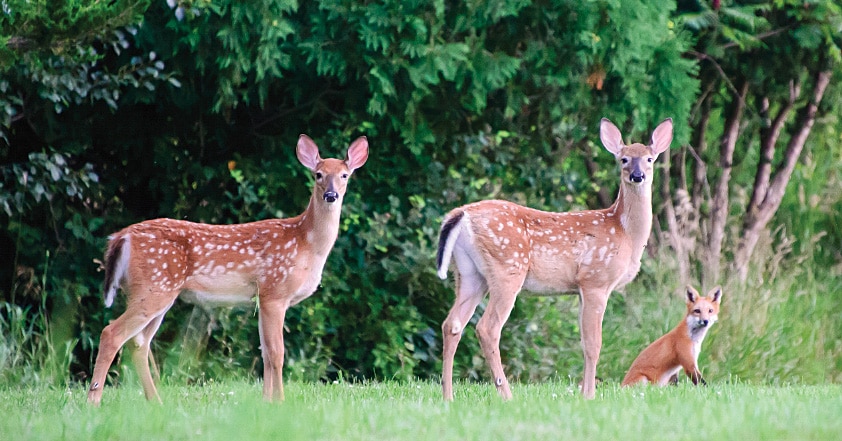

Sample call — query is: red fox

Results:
[622,285,722,387]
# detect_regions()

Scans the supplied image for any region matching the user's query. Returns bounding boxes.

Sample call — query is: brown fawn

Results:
[87,135,368,405]
[436,118,673,400]
[622,285,722,387]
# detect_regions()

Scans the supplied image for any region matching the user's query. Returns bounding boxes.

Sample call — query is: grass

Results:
[2,379,841,440]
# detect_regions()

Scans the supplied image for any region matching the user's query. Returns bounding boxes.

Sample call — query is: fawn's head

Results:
[599,118,673,188]
[685,285,722,330]
[296,135,369,208]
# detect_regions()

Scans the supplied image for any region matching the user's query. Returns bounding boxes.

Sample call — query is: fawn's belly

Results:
[180,272,257,306]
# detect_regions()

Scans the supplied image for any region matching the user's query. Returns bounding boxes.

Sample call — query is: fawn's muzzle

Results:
[630,170,645,183]
[323,191,339,203]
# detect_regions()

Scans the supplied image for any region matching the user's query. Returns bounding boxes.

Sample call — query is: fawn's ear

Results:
[345,136,369,172]
[297,135,322,171]
[650,118,673,155]
[709,286,722,304]
[599,118,624,156]
[686,285,700,304]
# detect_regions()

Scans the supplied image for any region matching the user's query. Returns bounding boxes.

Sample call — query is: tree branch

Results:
[720,25,796,50]
[747,80,800,212]
[762,70,832,218]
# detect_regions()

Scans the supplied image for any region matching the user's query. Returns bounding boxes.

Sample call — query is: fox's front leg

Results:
[687,366,707,386]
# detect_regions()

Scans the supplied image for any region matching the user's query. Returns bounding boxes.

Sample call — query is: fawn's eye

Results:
[647,157,653,163]
[315,172,323,179]
[621,157,629,164]
[342,173,349,179]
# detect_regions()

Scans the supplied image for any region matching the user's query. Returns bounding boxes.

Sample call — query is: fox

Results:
[621,285,722,387]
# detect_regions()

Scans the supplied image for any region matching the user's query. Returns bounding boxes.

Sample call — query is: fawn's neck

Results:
[610,182,653,250]
[297,194,342,253]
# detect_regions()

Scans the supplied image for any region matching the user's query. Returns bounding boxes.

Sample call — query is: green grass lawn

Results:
[2,379,841,440]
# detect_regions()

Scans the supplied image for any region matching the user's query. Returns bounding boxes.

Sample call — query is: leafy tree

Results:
[663,0,841,284]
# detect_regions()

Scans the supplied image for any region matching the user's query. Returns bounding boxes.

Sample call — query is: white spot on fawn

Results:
[582,248,595,265]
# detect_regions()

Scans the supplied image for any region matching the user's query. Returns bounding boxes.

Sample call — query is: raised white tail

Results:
[102,235,130,308]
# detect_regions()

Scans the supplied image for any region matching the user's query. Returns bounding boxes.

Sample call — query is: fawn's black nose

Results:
[323,191,339,203]
[630,170,645,183]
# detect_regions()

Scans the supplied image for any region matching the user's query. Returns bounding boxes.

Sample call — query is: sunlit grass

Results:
[3,380,841,441]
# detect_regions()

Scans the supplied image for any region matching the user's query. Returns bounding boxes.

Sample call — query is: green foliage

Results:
[0,152,99,217]
[0,0,151,68]
[0,0,168,139]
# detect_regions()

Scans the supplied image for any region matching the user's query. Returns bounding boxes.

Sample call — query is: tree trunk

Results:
[734,70,832,279]
[691,91,713,216]
[584,145,613,209]
[659,143,691,285]
[704,79,748,287]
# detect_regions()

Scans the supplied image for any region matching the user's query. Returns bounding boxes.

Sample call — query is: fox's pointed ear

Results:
[686,285,700,304]
[709,286,722,304]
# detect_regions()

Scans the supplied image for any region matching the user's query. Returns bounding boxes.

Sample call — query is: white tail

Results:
[437,118,673,400]
[87,134,369,405]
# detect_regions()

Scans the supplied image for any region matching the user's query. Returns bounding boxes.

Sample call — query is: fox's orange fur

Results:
[622,286,722,387]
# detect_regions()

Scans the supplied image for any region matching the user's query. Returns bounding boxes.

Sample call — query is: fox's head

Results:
[685,285,722,331]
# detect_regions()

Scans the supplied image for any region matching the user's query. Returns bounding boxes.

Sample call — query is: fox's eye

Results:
[694,309,701,314]
[709,309,713,313]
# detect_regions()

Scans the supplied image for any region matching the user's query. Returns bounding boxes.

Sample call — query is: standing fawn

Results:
[87,135,368,405]
[622,286,722,387]
[436,118,673,400]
